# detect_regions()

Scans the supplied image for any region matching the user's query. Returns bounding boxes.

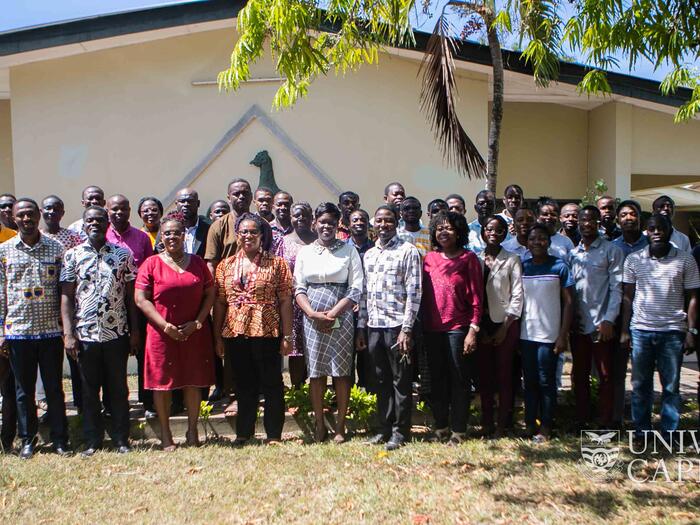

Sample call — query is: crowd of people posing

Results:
[0,178,697,458]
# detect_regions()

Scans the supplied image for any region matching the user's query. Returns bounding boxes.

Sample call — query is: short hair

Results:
[106,194,129,206]
[616,199,642,216]
[350,208,370,221]
[42,195,64,208]
[137,196,163,216]
[235,212,274,252]
[445,193,465,206]
[338,191,359,203]
[228,178,251,191]
[274,191,293,202]
[0,193,16,200]
[291,201,312,215]
[527,223,552,240]
[82,205,108,220]
[536,196,559,215]
[475,189,496,203]
[504,184,524,196]
[400,196,421,209]
[560,202,579,211]
[596,195,616,205]
[374,205,399,222]
[646,213,672,233]
[255,186,274,196]
[429,211,469,251]
[579,205,601,219]
[208,199,230,214]
[427,198,448,213]
[81,186,103,198]
[314,202,342,221]
[652,195,675,209]
[14,197,39,212]
[160,211,186,230]
[515,206,536,219]
[384,182,404,196]
[483,214,509,232]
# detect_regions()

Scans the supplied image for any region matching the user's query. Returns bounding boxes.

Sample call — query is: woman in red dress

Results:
[135,214,216,450]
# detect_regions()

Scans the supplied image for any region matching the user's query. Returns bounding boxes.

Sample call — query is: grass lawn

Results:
[2,431,700,524]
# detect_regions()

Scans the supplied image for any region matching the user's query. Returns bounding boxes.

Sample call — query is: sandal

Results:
[162,443,177,452]
[224,402,238,417]
[430,427,450,443]
[447,432,467,446]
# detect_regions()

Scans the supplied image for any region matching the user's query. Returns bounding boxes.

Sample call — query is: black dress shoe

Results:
[81,447,99,457]
[385,438,405,451]
[365,434,389,445]
[53,443,72,456]
[115,443,131,454]
[20,441,35,460]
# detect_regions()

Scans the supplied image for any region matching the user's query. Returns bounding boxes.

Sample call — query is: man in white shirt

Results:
[652,195,691,252]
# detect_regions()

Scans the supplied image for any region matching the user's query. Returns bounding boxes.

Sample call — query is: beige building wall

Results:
[631,106,700,177]
[587,102,632,200]
[9,27,489,224]
[0,100,13,194]
[497,102,588,200]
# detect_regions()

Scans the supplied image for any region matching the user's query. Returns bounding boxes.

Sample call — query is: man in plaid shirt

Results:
[357,206,422,451]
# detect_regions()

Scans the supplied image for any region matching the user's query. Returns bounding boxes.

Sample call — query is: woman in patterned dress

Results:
[276,202,317,389]
[213,213,294,445]
[294,203,364,443]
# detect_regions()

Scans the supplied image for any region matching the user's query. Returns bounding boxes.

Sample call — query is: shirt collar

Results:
[312,239,345,254]
[186,218,199,232]
[575,235,603,252]
[645,245,677,260]
[375,234,400,251]
[14,232,45,250]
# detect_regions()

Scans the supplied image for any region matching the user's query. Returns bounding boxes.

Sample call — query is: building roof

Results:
[0,0,691,109]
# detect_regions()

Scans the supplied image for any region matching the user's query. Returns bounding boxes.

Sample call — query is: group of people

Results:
[0,177,697,457]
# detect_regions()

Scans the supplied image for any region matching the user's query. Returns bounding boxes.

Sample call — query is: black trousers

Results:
[425,330,474,434]
[1,357,16,449]
[79,336,130,447]
[224,337,284,439]
[67,353,82,412]
[9,337,68,445]
[367,327,413,441]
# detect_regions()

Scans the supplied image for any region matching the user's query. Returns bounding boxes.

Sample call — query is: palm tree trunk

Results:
[486,19,504,194]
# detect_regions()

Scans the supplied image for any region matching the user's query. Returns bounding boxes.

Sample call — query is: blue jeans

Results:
[630,329,685,436]
[520,340,557,428]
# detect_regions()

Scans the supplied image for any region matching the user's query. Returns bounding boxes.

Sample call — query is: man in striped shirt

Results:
[620,213,700,441]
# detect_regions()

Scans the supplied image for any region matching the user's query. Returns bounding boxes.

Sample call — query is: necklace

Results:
[163,250,187,267]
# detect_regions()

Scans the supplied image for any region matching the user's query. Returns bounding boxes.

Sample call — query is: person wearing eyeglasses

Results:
[213,213,293,445]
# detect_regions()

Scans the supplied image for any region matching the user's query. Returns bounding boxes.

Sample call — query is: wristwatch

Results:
[469,323,480,333]
[194,320,203,331]
[689,327,698,336]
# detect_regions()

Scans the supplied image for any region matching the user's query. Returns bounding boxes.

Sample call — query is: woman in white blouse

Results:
[294,202,364,443]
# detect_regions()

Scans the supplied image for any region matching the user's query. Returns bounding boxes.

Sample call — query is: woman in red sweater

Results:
[422,211,483,444]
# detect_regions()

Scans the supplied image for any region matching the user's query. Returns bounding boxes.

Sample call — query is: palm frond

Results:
[418,13,486,179]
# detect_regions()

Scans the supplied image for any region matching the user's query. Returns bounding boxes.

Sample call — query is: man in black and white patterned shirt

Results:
[60,206,140,456]
[357,206,421,451]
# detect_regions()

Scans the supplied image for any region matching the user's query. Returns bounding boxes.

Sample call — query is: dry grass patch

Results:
[2,435,700,524]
